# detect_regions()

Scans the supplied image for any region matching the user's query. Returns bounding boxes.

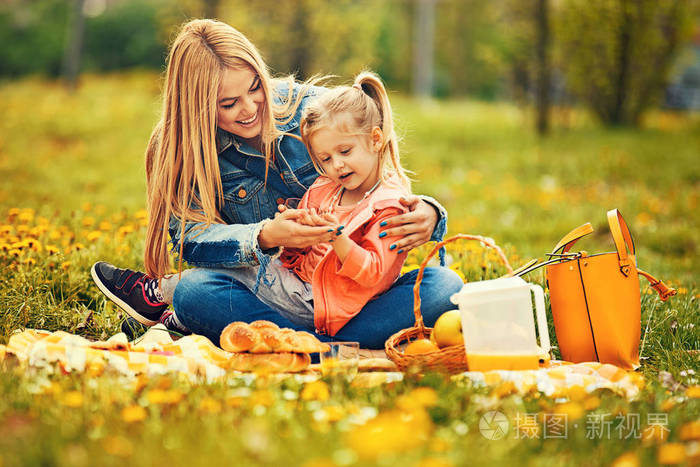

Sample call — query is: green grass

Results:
[0,72,698,466]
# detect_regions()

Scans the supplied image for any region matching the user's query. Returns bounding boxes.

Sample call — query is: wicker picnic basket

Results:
[385,234,514,374]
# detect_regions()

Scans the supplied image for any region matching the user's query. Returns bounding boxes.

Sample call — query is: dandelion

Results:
[86,231,102,242]
[102,435,133,457]
[680,421,700,441]
[611,452,639,467]
[121,405,147,423]
[199,397,222,414]
[17,210,34,224]
[145,389,184,405]
[61,391,84,408]
[301,380,330,402]
[345,409,432,460]
[657,443,686,465]
[552,402,584,421]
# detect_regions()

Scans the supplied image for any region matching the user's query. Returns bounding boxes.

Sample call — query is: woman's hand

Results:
[258,208,335,249]
[378,196,438,252]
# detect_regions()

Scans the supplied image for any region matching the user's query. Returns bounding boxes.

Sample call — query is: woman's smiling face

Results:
[217,67,265,142]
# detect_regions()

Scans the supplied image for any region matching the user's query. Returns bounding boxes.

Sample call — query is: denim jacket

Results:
[168,81,448,289]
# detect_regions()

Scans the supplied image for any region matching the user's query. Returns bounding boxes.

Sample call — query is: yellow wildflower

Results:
[346,409,432,460]
[81,216,95,228]
[60,261,72,270]
[135,209,148,220]
[417,457,454,467]
[0,243,10,252]
[9,249,22,258]
[199,397,222,414]
[81,202,92,212]
[250,389,275,407]
[46,245,60,255]
[121,405,147,423]
[145,389,184,405]
[611,451,639,467]
[552,402,584,421]
[321,404,345,422]
[86,231,102,242]
[102,436,133,457]
[99,220,112,231]
[686,386,700,398]
[679,421,700,441]
[301,380,330,402]
[61,391,84,408]
[657,443,686,465]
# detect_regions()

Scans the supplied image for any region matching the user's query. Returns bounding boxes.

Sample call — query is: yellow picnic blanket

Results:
[1,328,644,398]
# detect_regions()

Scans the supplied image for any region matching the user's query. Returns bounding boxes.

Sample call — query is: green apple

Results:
[432,309,463,348]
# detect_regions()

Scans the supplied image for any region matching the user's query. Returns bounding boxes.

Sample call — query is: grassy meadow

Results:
[0,71,698,466]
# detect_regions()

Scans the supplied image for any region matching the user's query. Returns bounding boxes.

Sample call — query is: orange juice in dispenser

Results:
[451,277,551,371]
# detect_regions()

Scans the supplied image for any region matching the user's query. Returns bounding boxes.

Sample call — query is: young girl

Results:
[210,72,412,336]
[279,71,412,335]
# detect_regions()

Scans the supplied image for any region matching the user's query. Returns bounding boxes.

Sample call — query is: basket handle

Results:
[412,234,514,335]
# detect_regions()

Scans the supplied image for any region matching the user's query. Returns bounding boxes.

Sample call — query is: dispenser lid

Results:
[450,276,528,303]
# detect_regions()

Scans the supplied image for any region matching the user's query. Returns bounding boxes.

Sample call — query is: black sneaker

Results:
[90,261,168,326]
[159,310,191,336]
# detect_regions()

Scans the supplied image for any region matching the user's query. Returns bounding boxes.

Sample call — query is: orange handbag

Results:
[541,209,675,370]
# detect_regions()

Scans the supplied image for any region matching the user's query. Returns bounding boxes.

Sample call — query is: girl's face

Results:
[217,67,265,142]
[309,124,383,196]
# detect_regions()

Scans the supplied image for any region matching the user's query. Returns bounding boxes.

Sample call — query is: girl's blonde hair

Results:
[144,19,308,278]
[299,71,411,191]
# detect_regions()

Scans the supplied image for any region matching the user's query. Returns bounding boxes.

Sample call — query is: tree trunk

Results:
[535,0,550,136]
[63,0,86,92]
[612,0,632,125]
[413,0,436,98]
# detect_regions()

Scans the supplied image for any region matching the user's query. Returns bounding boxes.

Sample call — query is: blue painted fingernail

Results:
[398,249,404,254]
[336,230,343,236]
[327,229,334,232]
[337,225,345,230]
[378,232,387,238]
[389,244,396,250]
[380,221,387,227]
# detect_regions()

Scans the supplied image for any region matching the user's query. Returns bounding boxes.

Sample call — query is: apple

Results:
[432,309,463,348]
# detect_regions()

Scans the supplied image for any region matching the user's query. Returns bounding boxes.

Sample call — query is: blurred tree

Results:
[534,0,550,135]
[62,0,86,91]
[413,0,436,98]
[556,0,695,126]
[0,0,69,77]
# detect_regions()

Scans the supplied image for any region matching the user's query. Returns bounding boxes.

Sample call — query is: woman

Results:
[91,19,463,348]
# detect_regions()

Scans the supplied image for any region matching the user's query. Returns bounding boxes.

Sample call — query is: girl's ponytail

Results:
[353,72,411,190]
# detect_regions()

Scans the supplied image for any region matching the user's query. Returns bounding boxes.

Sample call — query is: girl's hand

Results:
[259,209,336,249]
[378,196,438,252]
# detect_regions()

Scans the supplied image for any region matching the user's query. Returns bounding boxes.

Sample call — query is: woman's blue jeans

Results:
[172,267,464,349]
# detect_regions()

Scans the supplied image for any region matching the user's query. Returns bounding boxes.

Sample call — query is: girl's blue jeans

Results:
[172,267,464,349]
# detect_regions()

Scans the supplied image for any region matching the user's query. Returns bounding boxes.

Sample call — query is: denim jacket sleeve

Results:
[168,216,279,291]
[418,194,448,265]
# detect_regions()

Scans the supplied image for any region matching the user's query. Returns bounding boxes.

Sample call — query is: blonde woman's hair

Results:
[299,71,411,191]
[144,19,309,278]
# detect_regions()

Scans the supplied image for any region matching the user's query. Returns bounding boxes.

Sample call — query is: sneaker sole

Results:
[90,263,159,326]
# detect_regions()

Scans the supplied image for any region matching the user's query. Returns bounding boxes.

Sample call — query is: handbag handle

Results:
[550,222,594,255]
[607,209,636,276]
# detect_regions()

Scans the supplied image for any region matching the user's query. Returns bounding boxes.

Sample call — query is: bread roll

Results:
[220,321,329,354]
